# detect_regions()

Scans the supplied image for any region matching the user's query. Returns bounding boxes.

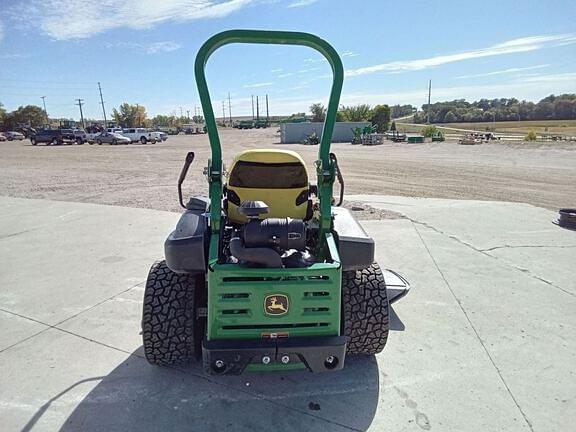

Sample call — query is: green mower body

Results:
[142,30,408,375]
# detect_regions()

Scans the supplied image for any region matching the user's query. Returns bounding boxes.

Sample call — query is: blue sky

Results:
[0,0,575,120]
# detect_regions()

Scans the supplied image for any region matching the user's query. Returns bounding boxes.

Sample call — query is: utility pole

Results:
[98,82,107,125]
[251,95,255,119]
[228,92,232,125]
[426,79,432,124]
[222,101,226,126]
[41,96,48,122]
[187,110,190,122]
[265,94,269,122]
[136,103,140,127]
[180,106,183,118]
[75,98,85,129]
[256,95,260,120]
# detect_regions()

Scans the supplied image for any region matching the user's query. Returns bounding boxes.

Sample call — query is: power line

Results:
[228,92,232,124]
[41,96,48,121]
[98,82,107,124]
[75,99,85,129]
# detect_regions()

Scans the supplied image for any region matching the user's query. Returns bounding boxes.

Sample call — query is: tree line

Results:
[0,101,204,130]
[413,94,576,124]
[309,103,391,132]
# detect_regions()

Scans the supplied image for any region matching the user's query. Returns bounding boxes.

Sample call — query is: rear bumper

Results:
[202,335,347,375]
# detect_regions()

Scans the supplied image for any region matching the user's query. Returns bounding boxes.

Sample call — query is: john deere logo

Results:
[265,295,289,316]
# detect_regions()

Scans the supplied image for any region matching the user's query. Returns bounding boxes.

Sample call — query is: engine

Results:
[227,201,315,268]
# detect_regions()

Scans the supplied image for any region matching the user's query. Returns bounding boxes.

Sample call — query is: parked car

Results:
[72,129,88,144]
[122,128,162,144]
[93,132,131,145]
[5,131,26,141]
[157,131,168,141]
[106,128,124,134]
[0,133,7,142]
[30,129,76,146]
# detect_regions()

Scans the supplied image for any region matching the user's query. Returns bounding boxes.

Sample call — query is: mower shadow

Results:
[57,348,381,432]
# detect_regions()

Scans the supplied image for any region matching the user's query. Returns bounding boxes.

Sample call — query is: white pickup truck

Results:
[122,128,162,144]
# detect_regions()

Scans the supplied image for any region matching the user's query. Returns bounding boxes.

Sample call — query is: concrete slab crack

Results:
[480,244,576,252]
[408,218,574,298]
[410,221,535,432]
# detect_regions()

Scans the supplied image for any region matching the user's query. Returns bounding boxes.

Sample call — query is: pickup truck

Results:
[122,128,162,144]
[30,129,76,145]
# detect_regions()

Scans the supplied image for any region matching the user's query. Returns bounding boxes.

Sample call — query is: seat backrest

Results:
[225,149,310,224]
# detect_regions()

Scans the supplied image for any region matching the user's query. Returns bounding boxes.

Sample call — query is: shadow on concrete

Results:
[389,307,405,332]
[22,347,381,431]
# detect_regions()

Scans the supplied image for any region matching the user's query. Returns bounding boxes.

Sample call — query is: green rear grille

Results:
[207,264,341,340]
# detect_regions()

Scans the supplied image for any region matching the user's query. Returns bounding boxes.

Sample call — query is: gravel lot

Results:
[0,128,574,212]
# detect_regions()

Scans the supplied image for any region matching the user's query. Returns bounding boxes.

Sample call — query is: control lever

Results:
[178,152,195,209]
[329,152,344,206]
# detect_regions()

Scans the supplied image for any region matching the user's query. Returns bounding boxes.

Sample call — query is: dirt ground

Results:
[0,128,575,214]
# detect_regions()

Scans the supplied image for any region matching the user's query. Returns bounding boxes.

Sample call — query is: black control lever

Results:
[178,152,195,209]
[329,152,344,206]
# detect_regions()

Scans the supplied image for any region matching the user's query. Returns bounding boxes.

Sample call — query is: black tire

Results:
[112,139,117,145]
[76,138,84,145]
[30,138,37,146]
[97,139,102,145]
[142,261,202,366]
[140,136,147,144]
[342,262,390,355]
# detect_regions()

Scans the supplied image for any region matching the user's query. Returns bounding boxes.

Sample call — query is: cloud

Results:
[243,82,273,88]
[277,73,293,78]
[517,72,576,83]
[105,41,181,54]
[271,68,283,73]
[288,0,319,7]
[346,34,576,77]
[0,20,4,43]
[456,64,550,79]
[341,50,359,57]
[0,53,31,59]
[13,0,255,40]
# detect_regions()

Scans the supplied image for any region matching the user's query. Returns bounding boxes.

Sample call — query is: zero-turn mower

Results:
[142,30,409,375]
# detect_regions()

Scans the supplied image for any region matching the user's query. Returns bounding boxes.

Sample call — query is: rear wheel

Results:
[342,262,390,355]
[112,139,117,145]
[76,138,84,145]
[97,139,102,145]
[140,136,147,144]
[30,138,37,146]
[142,261,203,366]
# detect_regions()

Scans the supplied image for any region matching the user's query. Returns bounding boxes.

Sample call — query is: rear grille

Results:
[208,262,341,339]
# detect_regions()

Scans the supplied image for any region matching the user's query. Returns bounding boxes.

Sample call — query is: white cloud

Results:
[105,41,181,54]
[341,50,359,57]
[271,68,283,73]
[0,20,4,43]
[518,72,576,83]
[456,64,550,79]
[346,34,576,77]
[14,0,255,40]
[288,0,319,8]
[277,73,294,78]
[243,82,273,88]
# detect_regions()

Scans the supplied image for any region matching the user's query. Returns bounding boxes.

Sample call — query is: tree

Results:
[309,103,326,122]
[443,111,457,123]
[339,104,372,122]
[390,121,397,131]
[3,105,46,130]
[370,104,391,132]
[112,103,148,127]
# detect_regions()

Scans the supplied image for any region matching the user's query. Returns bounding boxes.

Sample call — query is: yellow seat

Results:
[225,149,310,224]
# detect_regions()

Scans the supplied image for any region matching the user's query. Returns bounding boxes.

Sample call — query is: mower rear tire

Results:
[142,260,201,366]
[343,262,390,355]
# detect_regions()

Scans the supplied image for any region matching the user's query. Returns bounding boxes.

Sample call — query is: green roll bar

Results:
[194,29,344,237]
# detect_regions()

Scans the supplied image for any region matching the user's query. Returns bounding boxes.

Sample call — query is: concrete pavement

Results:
[0,196,574,431]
